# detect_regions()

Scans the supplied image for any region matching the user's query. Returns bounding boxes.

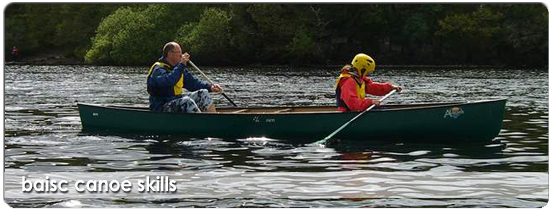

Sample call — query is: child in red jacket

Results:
[335,53,401,112]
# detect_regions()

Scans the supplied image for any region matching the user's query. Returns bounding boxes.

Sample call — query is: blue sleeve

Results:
[149,64,184,88]
[182,66,212,92]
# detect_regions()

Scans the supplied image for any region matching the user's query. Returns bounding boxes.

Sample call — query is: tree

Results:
[436,5,504,64]
[497,4,548,67]
[86,4,208,65]
[225,4,261,64]
[4,4,27,56]
[54,4,120,59]
[5,3,547,67]
[175,7,232,65]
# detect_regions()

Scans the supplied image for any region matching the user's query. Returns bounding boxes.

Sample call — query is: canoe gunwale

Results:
[77,99,507,115]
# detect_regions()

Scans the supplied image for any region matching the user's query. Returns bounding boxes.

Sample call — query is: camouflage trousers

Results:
[161,89,213,113]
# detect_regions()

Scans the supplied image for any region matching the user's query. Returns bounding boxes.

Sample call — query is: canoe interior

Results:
[106,101,473,114]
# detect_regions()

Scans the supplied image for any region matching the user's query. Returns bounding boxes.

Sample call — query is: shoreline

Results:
[4,56,544,70]
[5,62,542,70]
[5,57,85,66]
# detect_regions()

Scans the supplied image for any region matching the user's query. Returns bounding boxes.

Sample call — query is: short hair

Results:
[162,42,178,58]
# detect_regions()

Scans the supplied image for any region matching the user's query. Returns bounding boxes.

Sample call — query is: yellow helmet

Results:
[351,53,375,76]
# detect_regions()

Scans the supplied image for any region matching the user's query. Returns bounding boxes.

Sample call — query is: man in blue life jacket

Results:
[147,42,222,113]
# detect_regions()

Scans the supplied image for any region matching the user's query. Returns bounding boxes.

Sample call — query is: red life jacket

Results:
[335,72,366,111]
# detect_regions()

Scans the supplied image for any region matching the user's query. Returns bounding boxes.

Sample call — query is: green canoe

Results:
[77,99,506,143]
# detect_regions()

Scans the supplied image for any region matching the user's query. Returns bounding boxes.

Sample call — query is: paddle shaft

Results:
[187,60,238,107]
[314,89,397,145]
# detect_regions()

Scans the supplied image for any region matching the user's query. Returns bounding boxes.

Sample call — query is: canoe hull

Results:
[77,99,506,143]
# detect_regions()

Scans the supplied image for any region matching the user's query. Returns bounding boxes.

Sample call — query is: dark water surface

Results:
[3,65,548,207]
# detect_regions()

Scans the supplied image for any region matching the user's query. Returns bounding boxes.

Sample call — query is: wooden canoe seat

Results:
[232,109,249,113]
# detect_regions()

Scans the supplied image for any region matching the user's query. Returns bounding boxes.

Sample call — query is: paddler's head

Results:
[351,53,375,77]
[162,42,183,67]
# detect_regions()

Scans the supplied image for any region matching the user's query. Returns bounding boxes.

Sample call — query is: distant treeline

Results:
[4,4,548,67]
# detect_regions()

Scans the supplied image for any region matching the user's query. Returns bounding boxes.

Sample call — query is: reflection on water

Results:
[3,65,548,207]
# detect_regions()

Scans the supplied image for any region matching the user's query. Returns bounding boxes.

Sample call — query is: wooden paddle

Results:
[188,60,238,107]
[312,89,398,146]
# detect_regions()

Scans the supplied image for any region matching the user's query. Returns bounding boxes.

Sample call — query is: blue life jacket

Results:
[146,58,211,111]
[147,61,184,97]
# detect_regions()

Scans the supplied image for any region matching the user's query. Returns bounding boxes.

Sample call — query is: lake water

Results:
[3,65,548,207]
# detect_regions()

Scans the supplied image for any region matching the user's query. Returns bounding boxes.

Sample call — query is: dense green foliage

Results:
[175,7,232,65]
[85,4,208,65]
[5,4,121,58]
[5,3,548,67]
